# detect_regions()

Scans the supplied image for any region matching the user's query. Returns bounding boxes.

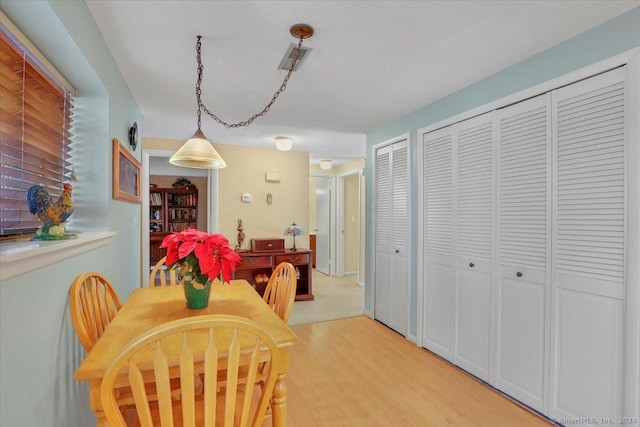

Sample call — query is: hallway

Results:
[288,270,364,326]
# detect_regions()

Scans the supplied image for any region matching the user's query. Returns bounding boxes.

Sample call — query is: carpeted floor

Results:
[288,269,365,326]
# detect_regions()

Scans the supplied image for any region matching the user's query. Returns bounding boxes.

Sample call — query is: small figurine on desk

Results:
[26,183,78,241]
[235,218,245,251]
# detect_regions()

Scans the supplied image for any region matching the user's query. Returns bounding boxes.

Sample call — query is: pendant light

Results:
[171,25,313,169]
[170,126,227,169]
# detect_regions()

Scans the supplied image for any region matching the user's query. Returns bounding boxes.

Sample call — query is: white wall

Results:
[0,2,141,425]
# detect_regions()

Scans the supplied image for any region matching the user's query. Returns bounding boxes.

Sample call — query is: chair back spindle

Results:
[263,262,297,323]
[149,256,178,287]
[69,271,123,352]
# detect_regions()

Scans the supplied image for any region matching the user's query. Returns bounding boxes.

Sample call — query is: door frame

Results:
[370,133,411,333]
[310,172,336,276]
[141,148,218,286]
[336,168,364,278]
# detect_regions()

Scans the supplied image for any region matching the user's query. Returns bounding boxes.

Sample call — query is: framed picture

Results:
[113,138,141,203]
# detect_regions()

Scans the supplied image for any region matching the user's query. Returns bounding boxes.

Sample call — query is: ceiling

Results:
[86,0,639,168]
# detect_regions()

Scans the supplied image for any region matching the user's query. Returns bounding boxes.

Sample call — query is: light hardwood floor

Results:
[284,316,553,427]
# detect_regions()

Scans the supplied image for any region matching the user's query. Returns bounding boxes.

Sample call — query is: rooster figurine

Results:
[26,183,77,240]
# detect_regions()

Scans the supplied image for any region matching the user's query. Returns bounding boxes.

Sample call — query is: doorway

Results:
[310,168,365,284]
[141,149,217,286]
[336,169,363,281]
[310,174,332,275]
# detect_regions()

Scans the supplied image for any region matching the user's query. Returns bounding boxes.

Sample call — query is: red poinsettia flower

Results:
[196,234,242,281]
[160,229,240,285]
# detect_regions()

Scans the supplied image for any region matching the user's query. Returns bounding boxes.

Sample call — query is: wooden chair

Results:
[100,315,280,427]
[69,271,183,408]
[69,271,123,352]
[263,262,297,323]
[149,256,178,287]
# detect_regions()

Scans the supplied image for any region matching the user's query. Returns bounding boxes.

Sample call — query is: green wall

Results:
[364,7,640,338]
[0,1,141,425]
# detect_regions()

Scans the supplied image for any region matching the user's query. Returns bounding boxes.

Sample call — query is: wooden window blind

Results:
[0,27,74,238]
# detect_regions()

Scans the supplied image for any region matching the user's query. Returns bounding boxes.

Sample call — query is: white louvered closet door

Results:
[422,126,454,361]
[374,145,392,328]
[551,68,626,425]
[454,112,495,383]
[495,94,551,412]
[374,140,409,335]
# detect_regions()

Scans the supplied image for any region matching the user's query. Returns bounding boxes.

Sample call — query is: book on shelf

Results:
[169,194,196,206]
[150,192,163,206]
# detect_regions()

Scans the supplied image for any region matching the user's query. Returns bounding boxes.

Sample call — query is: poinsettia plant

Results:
[160,229,241,286]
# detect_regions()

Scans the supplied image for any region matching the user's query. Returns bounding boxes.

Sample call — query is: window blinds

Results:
[0,29,74,238]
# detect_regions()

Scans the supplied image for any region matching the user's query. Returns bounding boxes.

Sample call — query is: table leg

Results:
[271,372,287,427]
[88,380,109,426]
[271,349,290,427]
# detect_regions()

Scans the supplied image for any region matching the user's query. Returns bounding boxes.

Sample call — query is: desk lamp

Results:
[284,222,304,251]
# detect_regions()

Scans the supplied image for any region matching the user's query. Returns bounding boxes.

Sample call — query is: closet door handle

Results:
[516,272,523,278]
[469,262,474,268]
[395,250,400,254]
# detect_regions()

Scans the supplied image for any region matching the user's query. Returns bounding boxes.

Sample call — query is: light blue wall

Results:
[364,7,640,338]
[0,1,141,425]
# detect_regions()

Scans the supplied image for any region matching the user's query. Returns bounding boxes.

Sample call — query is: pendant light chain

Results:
[195,35,306,129]
[195,35,204,131]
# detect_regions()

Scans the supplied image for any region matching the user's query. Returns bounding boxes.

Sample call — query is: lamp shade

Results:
[275,136,293,151]
[170,129,227,169]
[284,222,303,250]
[284,222,304,236]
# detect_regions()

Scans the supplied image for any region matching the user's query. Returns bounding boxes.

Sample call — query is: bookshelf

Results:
[149,187,198,265]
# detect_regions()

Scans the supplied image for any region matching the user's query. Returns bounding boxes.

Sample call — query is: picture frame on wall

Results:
[113,138,141,203]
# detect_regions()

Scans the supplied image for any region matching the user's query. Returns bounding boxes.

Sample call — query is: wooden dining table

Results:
[74,279,298,426]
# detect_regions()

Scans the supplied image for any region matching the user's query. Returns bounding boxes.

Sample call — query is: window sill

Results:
[0,231,116,282]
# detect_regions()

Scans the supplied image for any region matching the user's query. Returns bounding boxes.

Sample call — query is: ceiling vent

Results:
[277,43,312,71]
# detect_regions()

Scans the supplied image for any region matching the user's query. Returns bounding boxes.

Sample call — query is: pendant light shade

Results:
[170,128,227,169]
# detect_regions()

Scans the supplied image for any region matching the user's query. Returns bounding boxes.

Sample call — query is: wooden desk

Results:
[234,249,314,301]
[74,280,298,426]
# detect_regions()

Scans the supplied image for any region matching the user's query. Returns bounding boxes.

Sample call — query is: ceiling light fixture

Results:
[275,136,293,151]
[319,159,333,170]
[171,24,314,169]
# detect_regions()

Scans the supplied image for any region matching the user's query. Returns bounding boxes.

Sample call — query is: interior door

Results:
[374,146,392,327]
[374,139,409,335]
[422,126,455,361]
[315,177,331,275]
[495,94,550,412]
[390,141,409,334]
[454,112,495,384]
[550,67,626,425]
